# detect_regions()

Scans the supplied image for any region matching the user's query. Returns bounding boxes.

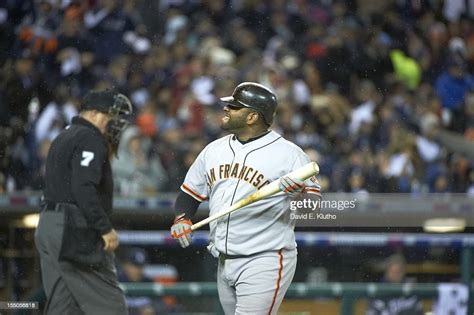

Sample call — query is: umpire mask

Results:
[81,90,133,156]
[105,94,133,157]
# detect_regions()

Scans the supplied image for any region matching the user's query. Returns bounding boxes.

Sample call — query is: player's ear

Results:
[247,111,260,125]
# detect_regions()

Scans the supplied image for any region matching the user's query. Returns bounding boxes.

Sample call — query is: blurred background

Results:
[0,0,473,314]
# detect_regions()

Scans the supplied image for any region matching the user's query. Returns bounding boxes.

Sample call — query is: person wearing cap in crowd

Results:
[118,247,157,315]
[35,89,132,314]
[366,254,423,315]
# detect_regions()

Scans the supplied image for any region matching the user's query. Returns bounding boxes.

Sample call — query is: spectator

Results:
[111,126,168,196]
[467,168,474,195]
[0,0,472,194]
[348,169,369,194]
[28,138,50,190]
[84,0,135,64]
[54,5,95,90]
[118,247,158,315]
[435,57,474,132]
[366,254,424,315]
[2,52,39,124]
[349,80,380,136]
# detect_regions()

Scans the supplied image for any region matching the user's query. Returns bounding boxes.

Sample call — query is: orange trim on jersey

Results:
[181,184,208,202]
[268,249,283,315]
[304,187,321,194]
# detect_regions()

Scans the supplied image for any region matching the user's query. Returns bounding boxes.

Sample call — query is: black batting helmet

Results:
[220,82,277,125]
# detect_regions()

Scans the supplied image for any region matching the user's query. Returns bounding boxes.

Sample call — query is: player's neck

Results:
[234,129,270,143]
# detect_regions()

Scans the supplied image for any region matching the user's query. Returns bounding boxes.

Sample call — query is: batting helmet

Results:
[220,82,277,125]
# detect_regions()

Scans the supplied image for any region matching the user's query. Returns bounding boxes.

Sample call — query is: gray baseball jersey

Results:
[181,130,321,256]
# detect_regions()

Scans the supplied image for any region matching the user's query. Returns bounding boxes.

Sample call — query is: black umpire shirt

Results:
[43,116,113,235]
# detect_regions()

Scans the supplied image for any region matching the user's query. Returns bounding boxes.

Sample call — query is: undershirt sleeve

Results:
[175,190,201,219]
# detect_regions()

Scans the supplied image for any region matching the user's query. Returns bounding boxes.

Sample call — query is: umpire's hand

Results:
[101,229,119,252]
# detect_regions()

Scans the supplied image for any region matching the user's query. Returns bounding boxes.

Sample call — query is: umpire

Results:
[35,90,132,314]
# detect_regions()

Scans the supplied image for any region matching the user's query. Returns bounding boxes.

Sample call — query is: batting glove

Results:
[170,214,193,248]
[279,176,305,195]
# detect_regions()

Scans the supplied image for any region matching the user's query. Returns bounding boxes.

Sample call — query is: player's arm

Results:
[170,148,209,248]
[171,191,201,248]
[175,191,201,219]
[71,133,115,245]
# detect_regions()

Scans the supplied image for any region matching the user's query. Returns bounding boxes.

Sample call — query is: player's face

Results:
[221,104,253,131]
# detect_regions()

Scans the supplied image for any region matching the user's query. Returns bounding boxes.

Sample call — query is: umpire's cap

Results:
[220,82,277,126]
[81,90,132,116]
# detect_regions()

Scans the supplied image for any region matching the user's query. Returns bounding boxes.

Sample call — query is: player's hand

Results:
[279,176,305,195]
[171,214,193,248]
[102,228,119,252]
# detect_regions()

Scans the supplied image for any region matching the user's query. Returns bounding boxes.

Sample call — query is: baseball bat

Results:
[191,162,320,231]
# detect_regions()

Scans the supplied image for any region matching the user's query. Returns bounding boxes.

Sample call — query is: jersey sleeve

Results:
[291,149,322,198]
[71,132,112,234]
[180,147,209,202]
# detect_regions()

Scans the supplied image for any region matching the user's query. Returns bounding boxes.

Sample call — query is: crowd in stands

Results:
[0,0,473,195]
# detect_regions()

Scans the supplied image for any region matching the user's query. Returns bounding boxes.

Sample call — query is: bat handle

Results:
[191,220,207,231]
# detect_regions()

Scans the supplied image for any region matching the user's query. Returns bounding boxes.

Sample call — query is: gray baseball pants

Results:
[217,249,297,315]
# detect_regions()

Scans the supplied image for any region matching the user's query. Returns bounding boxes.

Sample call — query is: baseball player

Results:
[171,82,321,314]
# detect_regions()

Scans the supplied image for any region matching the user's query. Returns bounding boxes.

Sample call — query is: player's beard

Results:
[220,113,246,133]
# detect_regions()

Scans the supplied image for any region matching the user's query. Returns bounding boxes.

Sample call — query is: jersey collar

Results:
[233,130,271,144]
[72,116,104,137]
